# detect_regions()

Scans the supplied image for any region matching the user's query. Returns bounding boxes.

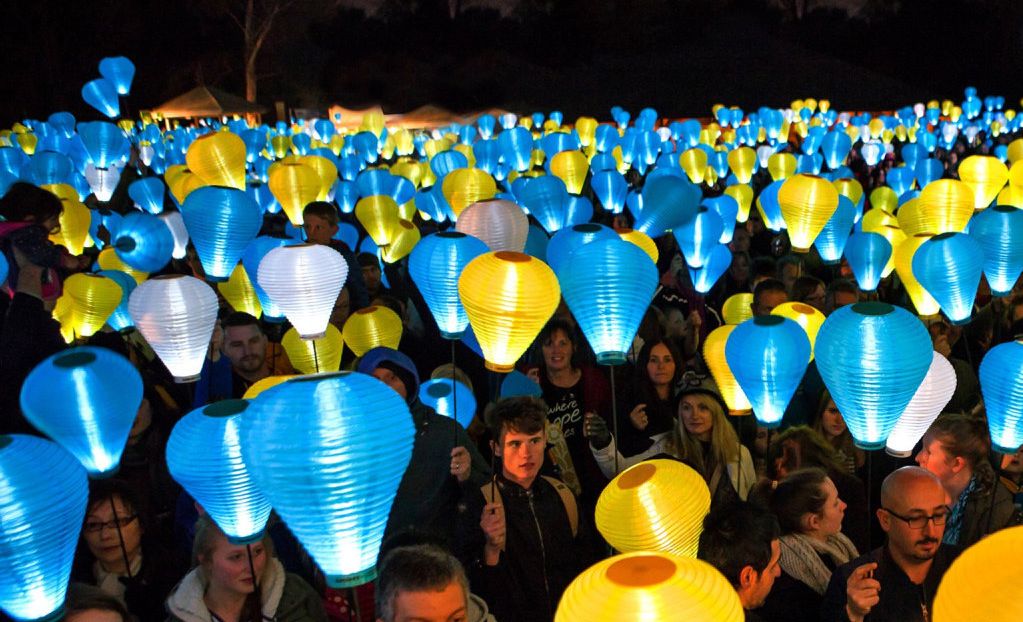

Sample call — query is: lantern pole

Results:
[108,496,134,580]
[609,365,620,477]
[866,449,873,551]
[246,543,263,612]
[312,340,320,374]
[451,339,458,447]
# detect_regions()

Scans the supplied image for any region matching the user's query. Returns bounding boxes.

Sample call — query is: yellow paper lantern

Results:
[914,179,974,235]
[164,164,188,191]
[1008,160,1023,189]
[771,302,825,361]
[778,174,839,253]
[869,186,898,214]
[861,208,898,234]
[550,151,589,194]
[269,161,321,226]
[767,153,797,181]
[555,551,743,622]
[186,131,247,190]
[832,178,864,209]
[97,248,148,285]
[359,109,385,135]
[1007,139,1023,165]
[391,129,414,156]
[49,197,91,256]
[64,273,122,338]
[703,325,752,415]
[342,305,403,357]
[724,184,753,223]
[727,147,756,184]
[894,234,941,317]
[458,251,560,373]
[575,117,598,147]
[423,138,452,159]
[868,118,885,139]
[390,160,422,187]
[356,195,400,246]
[679,148,708,184]
[722,294,753,325]
[270,134,291,159]
[217,264,262,318]
[453,144,476,168]
[52,295,75,343]
[996,184,1023,208]
[933,525,1023,622]
[876,224,906,277]
[298,155,339,201]
[167,169,205,205]
[242,375,297,399]
[441,168,497,218]
[617,229,658,264]
[379,220,420,264]
[958,155,1008,210]
[282,325,343,374]
[595,460,711,558]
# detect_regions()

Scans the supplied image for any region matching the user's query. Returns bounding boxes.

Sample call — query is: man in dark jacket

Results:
[356,347,489,547]
[460,396,598,622]
[822,467,960,622]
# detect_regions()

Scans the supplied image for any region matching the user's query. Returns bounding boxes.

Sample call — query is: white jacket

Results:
[166,558,287,622]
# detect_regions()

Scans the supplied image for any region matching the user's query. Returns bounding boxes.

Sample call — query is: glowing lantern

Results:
[722,294,753,325]
[128,177,166,214]
[20,346,142,477]
[815,302,933,449]
[547,223,619,274]
[843,232,892,293]
[242,236,290,322]
[242,375,296,399]
[97,270,136,332]
[768,152,797,181]
[727,146,756,183]
[617,229,658,263]
[63,273,122,338]
[342,306,403,356]
[282,325,343,374]
[968,205,1023,296]
[408,231,489,339]
[240,372,415,587]
[913,233,983,325]
[550,151,589,194]
[778,174,839,252]
[418,379,476,428]
[772,302,825,360]
[269,161,320,225]
[688,244,732,294]
[455,199,528,252]
[726,316,810,428]
[595,460,710,558]
[979,340,1023,453]
[893,234,941,317]
[0,435,88,621]
[519,175,569,234]
[724,183,754,223]
[181,186,262,282]
[958,155,1008,210]
[129,275,219,382]
[704,326,752,415]
[678,148,707,184]
[556,239,658,365]
[379,220,420,264]
[112,211,174,273]
[356,195,400,246]
[554,552,743,622]
[459,252,560,372]
[674,207,724,269]
[217,264,262,318]
[635,175,701,239]
[257,244,348,340]
[166,400,272,544]
[440,168,497,219]
[158,211,190,260]
[814,195,857,264]
[914,179,974,234]
[885,352,956,457]
[298,155,338,201]
[186,131,246,191]
[50,197,90,255]
[933,525,1023,622]
[81,78,120,118]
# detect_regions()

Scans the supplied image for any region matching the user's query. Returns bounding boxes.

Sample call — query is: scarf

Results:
[943,475,977,545]
[778,532,859,595]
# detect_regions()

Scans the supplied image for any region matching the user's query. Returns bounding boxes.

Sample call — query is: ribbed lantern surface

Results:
[129,275,218,382]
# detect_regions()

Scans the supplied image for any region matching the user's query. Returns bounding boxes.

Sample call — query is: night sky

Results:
[1,0,1021,125]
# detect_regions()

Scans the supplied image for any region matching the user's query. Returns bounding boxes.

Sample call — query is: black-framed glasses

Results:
[83,515,138,533]
[881,507,950,530]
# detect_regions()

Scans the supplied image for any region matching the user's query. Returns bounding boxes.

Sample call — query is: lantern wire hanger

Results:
[108,495,134,581]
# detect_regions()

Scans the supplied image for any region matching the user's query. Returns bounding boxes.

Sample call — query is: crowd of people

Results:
[2,106,1023,622]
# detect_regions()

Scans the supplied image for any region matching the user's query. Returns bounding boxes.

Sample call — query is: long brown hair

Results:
[193,514,275,622]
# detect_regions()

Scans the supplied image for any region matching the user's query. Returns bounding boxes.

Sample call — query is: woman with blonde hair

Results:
[165,515,326,622]
[811,390,863,474]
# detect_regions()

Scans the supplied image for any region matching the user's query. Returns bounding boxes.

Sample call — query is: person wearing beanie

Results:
[357,347,490,546]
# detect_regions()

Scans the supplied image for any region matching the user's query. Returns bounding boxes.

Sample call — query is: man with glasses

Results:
[821,467,961,621]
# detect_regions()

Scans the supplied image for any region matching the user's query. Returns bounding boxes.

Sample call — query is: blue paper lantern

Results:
[564,195,593,228]
[76,121,129,169]
[0,146,28,176]
[815,302,932,449]
[519,175,568,234]
[242,236,291,322]
[0,434,88,621]
[498,126,533,172]
[547,223,618,274]
[0,253,7,287]
[20,347,143,477]
[725,316,811,428]
[913,233,984,324]
[334,222,360,251]
[820,130,852,170]
[814,195,857,265]
[166,400,272,544]
[81,78,120,118]
[500,370,542,398]
[979,341,1023,453]
[476,114,496,139]
[914,158,944,187]
[634,175,700,238]
[128,177,166,214]
[555,238,659,365]
[28,151,72,186]
[419,379,476,428]
[524,223,550,261]
[757,180,786,231]
[887,167,916,196]
[240,372,415,587]
[688,243,732,294]
[591,170,627,213]
[48,111,76,138]
[113,211,174,273]
[97,270,136,332]
[702,195,739,243]
[408,231,489,339]
[181,186,263,282]
[844,231,892,293]
[968,205,1023,297]
[98,56,135,95]
[241,129,267,163]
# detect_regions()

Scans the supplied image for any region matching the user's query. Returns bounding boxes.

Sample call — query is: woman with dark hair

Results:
[755,468,858,622]
[71,479,186,621]
[523,318,611,510]
[811,390,864,474]
[64,583,132,622]
[165,514,326,622]
[618,338,684,457]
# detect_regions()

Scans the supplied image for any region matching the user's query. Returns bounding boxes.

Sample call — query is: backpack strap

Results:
[541,475,579,538]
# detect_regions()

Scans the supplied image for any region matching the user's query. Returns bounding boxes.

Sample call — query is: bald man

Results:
[820,467,962,622]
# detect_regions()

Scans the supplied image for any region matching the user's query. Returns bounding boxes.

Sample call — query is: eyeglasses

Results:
[83,515,138,533]
[881,507,949,530]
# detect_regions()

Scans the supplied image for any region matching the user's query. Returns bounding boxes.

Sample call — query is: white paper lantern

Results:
[128,275,218,382]
[455,199,527,252]
[257,243,348,340]
[158,211,190,259]
[83,163,123,202]
[885,351,957,457]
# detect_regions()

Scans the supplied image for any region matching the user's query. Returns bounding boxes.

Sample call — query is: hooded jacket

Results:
[356,347,490,545]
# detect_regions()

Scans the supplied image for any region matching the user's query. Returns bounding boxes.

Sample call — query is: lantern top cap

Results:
[153,274,186,281]
[617,462,656,490]
[852,301,894,316]
[914,232,936,238]
[607,555,677,587]
[54,351,97,368]
[495,251,531,263]
[753,315,785,326]
[356,306,379,316]
[993,204,1016,213]
[932,232,956,241]
[573,223,603,233]
[202,399,248,418]
[426,383,453,398]
[437,231,466,239]
[0,436,12,450]
[289,371,351,384]
[789,303,817,315]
